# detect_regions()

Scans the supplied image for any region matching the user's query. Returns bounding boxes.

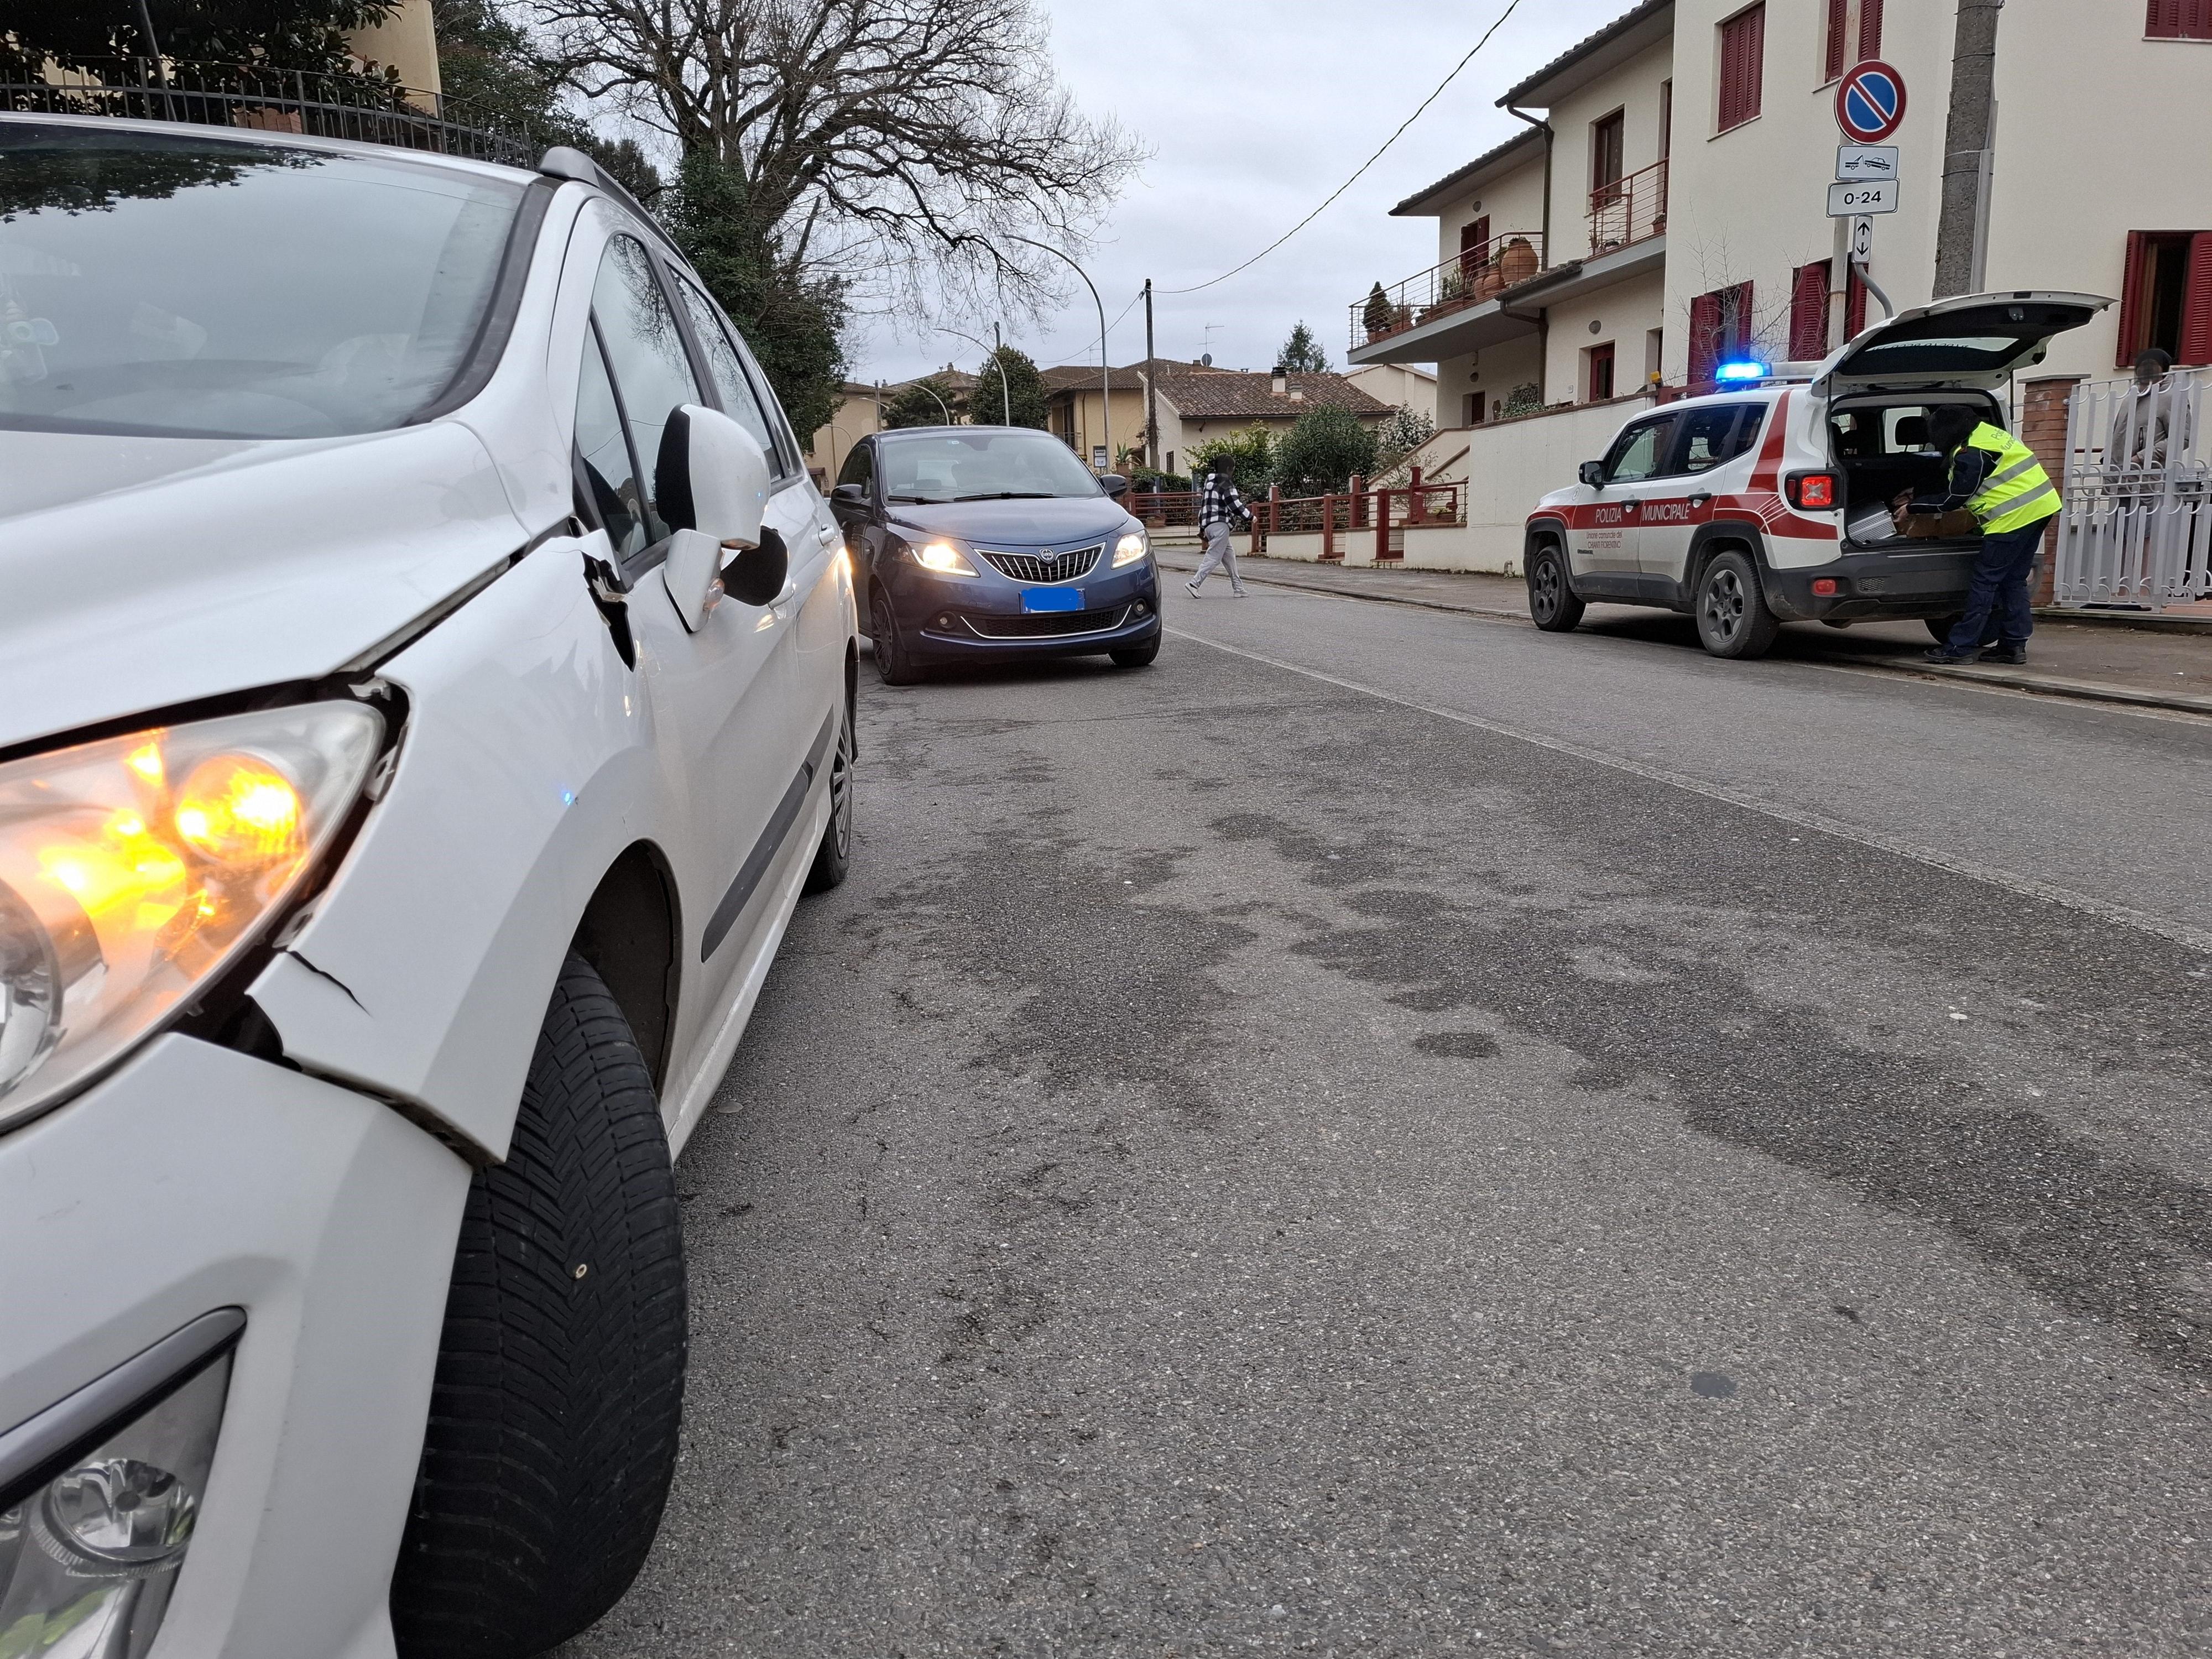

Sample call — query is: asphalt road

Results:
[559,585,2212,1658]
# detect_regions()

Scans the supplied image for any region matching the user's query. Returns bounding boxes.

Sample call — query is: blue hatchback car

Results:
[830,426,1162,682]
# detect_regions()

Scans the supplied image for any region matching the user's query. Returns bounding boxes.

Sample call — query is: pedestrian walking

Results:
[1899,404,2063,665]
[1187,454,1252,597]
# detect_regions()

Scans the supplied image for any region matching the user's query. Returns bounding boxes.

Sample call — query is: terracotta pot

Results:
[1476,264,1505,300]
[1498,237,1538,286]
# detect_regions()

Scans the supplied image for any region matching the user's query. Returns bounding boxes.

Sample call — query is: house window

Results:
[1689,281,1755,384]
[1463,392,1486,426]
[1791,260,1830,359]
[1645,328,1665,385]
[1659,81,1673,159]
[1592,111,1625,199]
[2118,231,2212,364]
[1827,0,1885,78]
[2147,1,2212,39]
[1459,214,1492,278]
[1718,4,1765,132]
[1585,342,1616,403]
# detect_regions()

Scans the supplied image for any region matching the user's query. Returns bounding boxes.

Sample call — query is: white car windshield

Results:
[878,430,1105,502]
[0,123,524,439]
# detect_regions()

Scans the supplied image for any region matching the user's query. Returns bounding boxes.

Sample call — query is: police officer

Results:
[1898,404,2061,665]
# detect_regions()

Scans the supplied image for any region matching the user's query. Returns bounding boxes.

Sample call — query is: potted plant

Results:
[1362,281,1393,341]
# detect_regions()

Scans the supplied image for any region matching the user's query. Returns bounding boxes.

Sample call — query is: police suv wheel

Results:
[1694,550,1781,660]
[1527,542,1584,633]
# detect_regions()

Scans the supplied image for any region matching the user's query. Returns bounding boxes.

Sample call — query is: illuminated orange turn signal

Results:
[175,754,305,868]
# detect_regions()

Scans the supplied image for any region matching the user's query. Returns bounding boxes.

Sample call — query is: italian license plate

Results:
[1021,587,1082,613]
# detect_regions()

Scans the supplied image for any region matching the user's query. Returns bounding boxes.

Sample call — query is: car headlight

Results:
[0,703,383,1132]
[1112,530,1150,568]
[910,540,978,577]
[0,1319,237,1659]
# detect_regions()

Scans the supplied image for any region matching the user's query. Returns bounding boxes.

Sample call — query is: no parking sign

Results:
[1835,61,1908,144]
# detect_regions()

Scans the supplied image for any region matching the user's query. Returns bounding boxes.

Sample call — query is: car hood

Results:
[0,421,527,753]
[885,495,1135,549]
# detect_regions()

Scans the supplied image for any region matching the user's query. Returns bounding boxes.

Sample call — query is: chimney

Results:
[1271,364,1288,397]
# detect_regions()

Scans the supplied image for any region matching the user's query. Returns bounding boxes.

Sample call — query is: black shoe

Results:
[1922,646,1975,664]
[1977,644,2026,665]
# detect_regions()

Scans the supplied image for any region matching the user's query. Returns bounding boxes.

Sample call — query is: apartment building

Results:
[1352,0,2212,431]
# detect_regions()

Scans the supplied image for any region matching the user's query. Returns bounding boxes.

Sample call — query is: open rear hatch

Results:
[1812,290,2110,394]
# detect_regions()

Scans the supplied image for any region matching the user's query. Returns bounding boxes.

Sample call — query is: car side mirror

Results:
[657,404,771,629]
[831,482,867,505]
[1099,473,1130,499]
[1578,460,1607,489]
[721,525,787,607]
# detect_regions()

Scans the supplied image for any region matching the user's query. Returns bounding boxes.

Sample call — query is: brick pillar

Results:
[2020,375,2081,605]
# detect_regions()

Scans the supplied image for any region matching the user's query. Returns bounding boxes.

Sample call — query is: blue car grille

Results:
[975,544,1102,583]
[963,606,1129,639]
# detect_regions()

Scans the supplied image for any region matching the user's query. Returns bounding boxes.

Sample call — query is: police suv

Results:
[1522,293,2109,659]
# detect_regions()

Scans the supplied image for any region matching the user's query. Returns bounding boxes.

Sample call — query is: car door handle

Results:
[1687,492,1714,508]
[816,524,838,545]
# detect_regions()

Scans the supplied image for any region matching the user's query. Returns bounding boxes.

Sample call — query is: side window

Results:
[837,441,873,491]
[1723,400,1768,461]
[671,274,777,464]
[1676,405,1746,474]
[574,329,648,557]
[1603,414,1677,484]
[590,234,700,544]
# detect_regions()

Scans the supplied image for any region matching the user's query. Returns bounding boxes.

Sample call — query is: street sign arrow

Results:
[1850,215,1875,262]
[1836,61,1908,144]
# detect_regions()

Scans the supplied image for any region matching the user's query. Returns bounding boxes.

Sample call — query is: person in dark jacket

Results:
[1897,404,2062,665]
[1187,455,1251,597]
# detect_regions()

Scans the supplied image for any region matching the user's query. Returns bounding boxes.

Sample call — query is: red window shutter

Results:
[1791,262,1830,359]
[1825,0,1850,79]
[2191,0,2212,39]
[1690,292,1723,384]
[2115,231,2151,366]
[1858,0,1884,60]
[1846,264,1868,338]
[1718,7,1765,131]
[2180,232,2212,365]
[2146,0,2182,38]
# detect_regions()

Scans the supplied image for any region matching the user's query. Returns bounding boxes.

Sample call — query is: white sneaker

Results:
[1185,581,1201,596]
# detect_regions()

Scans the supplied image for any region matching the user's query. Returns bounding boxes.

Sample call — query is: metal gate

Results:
[2053,369,2212,609]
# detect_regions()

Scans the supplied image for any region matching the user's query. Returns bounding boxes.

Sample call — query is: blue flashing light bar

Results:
[1715,359,1770,382]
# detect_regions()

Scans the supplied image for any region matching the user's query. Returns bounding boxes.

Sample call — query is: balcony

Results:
[1589,158,1667,257]
[1348,229,1549,360]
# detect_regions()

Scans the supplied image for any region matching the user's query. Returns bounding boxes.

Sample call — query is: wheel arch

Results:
[570,841,681,1093]
[1524,515,1572,567]
[1684,521,1768,596]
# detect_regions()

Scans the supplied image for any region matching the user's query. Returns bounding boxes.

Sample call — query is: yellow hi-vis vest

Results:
[1962,421,2059,533]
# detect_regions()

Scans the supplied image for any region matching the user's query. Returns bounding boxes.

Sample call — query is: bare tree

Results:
[525,0,1141,306]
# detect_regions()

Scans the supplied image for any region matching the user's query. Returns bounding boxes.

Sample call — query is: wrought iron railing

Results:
[1349,230,1548,351]
[1589,157,1667,257]
[1,59,534,165]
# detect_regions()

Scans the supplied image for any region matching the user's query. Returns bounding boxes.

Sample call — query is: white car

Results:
[0,114,856,1657]
[1522,291,2108,658]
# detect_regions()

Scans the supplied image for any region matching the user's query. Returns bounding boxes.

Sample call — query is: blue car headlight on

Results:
[907,540,978,577]
[1112,530,1149,568]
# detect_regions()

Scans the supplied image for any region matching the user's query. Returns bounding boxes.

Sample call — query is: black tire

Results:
[1693,549,1781,660]
[1527,541,1585,632]
[803,693,854,893]
[1109,634,1161,668]
[392,953,687,1659]
[870,589,919,686]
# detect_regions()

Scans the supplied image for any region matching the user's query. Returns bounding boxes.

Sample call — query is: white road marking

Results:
[1170,627,2212,957]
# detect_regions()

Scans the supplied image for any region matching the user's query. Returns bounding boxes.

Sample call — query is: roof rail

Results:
[538,145,677,252]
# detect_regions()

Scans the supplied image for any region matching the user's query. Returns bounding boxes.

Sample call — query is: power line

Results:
[1160,0,1527,296]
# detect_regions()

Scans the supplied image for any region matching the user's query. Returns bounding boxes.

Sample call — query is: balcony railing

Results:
[1589,158,1667,258]
[1,58,535,165]
[1349,229,1547,351]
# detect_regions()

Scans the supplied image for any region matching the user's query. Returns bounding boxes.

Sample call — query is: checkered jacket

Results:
[1197,469,1250,530]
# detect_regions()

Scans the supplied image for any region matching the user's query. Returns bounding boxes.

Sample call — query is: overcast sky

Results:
[854,0,1635,385]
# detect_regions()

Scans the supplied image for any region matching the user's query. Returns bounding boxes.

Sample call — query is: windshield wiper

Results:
[886,493,950,503]
[953,491,1060,501]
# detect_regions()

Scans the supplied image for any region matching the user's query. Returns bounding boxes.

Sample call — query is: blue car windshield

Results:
[879,430,1104,502]
[0,123,524,439]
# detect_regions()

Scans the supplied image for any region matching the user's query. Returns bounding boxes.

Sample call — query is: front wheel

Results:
[392,952,686,1659]
[1693,549,1781,660]
[1527,542,1585,632]
[1110,634,1161,668]
[871,590,919,686]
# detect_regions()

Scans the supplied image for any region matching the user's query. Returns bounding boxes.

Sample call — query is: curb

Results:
[1158,554,2212,719]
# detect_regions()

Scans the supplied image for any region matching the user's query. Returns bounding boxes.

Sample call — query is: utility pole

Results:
[1933,0,2004,299]
[993,321,1010,425]
[1143,279,1159,472]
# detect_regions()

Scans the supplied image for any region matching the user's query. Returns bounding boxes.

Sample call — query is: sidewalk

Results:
[1158,550,2212,717]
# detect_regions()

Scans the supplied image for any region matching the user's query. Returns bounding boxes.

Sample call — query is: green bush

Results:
[1186,425,1279,494]
[1276,405,1378,495]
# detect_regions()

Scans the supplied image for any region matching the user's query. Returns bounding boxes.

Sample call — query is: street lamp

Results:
[937,324,1013,425]
[1009,236,1110,473]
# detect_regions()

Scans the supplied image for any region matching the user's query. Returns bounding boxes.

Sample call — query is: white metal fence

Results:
[2053,369,2212,609]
